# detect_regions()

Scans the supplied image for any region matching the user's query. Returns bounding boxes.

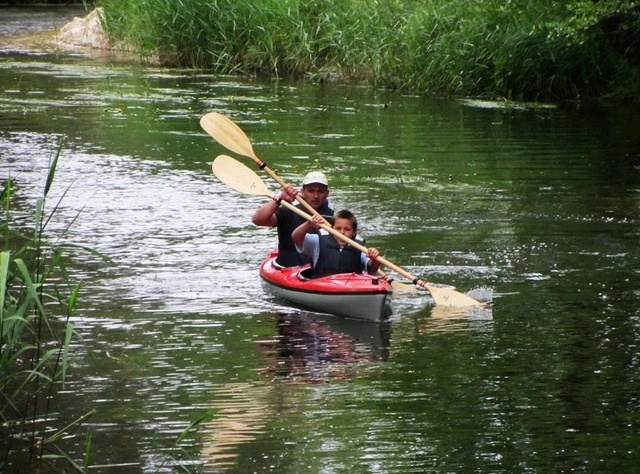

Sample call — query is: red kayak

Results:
[259,250,392,322]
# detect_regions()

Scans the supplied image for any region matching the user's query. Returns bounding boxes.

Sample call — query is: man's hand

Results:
[281,184,298,203]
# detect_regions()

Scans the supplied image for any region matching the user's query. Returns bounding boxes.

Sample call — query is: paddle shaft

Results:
[204,116,484,305]
[201,112,405,286]
[263,160,408,285]
[211,154,483,306]
[281,200,424,288]
[200,112,318,216]
[280,201,483,305]
[259,163,319,216]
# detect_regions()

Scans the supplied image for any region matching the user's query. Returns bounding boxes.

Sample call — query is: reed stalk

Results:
[1,139,93,473]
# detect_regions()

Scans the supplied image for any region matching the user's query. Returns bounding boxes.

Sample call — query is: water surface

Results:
[1,9,639,473]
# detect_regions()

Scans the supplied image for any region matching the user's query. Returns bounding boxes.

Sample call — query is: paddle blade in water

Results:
[424,283,485,307]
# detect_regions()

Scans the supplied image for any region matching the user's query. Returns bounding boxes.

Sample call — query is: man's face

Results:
[300,184,329,209]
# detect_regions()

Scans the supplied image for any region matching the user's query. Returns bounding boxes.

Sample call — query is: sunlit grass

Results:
[99,0,639,103]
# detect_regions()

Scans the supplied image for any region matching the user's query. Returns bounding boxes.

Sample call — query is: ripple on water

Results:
[2,132,278,315]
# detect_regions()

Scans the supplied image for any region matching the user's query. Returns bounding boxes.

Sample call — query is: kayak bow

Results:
[259,251,392,322]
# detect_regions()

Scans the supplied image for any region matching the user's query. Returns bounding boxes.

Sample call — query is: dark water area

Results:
[1,7,639,473]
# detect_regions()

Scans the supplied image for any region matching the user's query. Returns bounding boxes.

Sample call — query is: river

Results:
[1,6,639,473]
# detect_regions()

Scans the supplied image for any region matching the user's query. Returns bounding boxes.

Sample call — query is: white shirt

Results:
[297,230,375,274]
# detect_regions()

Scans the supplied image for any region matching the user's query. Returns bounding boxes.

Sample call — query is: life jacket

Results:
[275,202,333,267]
[311,231,365,277]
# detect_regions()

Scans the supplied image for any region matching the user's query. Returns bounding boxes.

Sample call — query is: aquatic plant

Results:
[0,138,226,472]
[98,0,639,103]
[0,139,93,472]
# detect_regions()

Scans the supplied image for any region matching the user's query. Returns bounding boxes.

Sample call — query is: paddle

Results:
[212,154,485,307]
[199,112,318,214]
[200,111,419,292]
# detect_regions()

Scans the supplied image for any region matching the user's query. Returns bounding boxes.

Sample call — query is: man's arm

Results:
[251,199,279,227]
[251,184,297,227]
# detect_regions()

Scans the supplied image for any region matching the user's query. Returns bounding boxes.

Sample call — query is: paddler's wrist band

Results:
[272,194,282,205]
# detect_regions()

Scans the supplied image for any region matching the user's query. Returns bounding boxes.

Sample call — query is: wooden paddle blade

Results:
[424,283,483,306]
[200,112,257,159]
[390,280,425,293]
[211,155,271,197]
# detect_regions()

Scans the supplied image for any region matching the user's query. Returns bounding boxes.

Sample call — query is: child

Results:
[292,209,381,278]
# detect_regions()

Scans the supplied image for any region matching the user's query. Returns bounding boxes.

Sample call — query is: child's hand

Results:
[367,247,380,260]
[311,214,325,228]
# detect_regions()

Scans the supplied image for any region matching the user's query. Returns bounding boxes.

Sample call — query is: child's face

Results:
[333,217,355,244]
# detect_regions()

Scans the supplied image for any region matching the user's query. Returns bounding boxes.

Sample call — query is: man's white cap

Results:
[302,171,329,187]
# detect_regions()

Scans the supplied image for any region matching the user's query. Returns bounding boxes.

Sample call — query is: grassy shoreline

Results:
[97,0,640,104]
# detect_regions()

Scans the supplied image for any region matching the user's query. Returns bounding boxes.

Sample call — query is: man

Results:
[252,171,333,267]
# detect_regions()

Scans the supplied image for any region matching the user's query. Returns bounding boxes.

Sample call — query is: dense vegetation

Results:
[98,0,640,104]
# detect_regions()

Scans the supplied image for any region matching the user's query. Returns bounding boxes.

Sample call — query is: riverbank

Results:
[97,0,640,104]
[0,7,130,58]
[3,2,639,104]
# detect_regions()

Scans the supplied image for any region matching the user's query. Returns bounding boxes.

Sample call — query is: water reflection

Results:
[390,304,495,341]
[0,5,84,41]
[430,304,494,322]
[200,312,390,470]
[261,313,390,382]
[2,12,639,470]
[202,382,272,468]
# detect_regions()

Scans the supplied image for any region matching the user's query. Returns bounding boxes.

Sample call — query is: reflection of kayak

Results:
[259,250,392,322]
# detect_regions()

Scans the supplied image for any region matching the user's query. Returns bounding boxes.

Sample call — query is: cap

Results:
[302,171,329,187]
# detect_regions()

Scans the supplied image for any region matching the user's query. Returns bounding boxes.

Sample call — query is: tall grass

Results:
[1,139,93,472]
[0,141,233,472]
[99,0,639,103]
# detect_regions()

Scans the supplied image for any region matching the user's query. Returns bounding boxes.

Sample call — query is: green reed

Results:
[98,0,638,102]
[1,139,93,472]
[1,140,214,472]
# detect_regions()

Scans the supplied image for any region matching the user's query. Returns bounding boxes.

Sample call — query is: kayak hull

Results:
[259,253,392,322]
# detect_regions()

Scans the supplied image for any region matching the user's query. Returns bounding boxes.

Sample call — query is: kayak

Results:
[259,250,392,322]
